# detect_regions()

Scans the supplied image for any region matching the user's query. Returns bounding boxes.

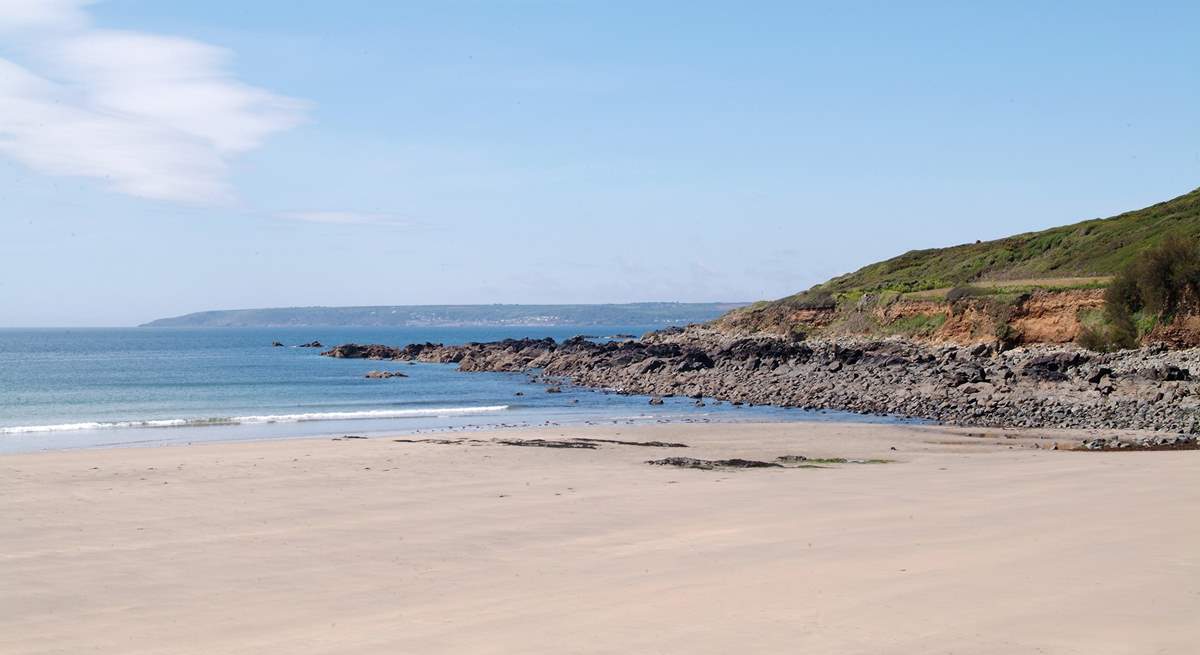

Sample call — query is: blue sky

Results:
[2,1,1199,326]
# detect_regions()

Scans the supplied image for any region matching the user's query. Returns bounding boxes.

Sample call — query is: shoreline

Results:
[0,397,924,456]
[323,331,1200,433]
[2,420,1197,653]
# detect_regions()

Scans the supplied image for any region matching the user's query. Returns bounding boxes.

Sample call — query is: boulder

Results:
[364,370,408,379]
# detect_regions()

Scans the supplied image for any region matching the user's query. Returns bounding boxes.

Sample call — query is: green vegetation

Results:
[725,187,1200,337]
[880,313,947,337]
[780,187,1200,302]
[1078,236,1200,351]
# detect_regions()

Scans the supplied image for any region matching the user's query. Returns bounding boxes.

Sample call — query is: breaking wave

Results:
[0,405,511,435]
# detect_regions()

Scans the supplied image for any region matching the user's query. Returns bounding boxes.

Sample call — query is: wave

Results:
[0,405,511,435]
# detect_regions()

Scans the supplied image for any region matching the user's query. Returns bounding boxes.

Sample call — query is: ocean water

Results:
[0,327,909,453]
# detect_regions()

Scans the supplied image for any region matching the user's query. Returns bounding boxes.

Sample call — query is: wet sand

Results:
[1,421,1197,654]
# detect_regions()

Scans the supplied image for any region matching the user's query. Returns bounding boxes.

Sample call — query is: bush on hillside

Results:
[946,285,985,302]
[1079,236,1200,351]
[793,290,837,310]
[1109,236,1200,318]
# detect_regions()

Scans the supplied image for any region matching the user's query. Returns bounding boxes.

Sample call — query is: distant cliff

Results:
[140,303,748,328]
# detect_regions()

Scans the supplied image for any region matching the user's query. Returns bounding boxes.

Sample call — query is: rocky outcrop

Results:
[647,457,782,470]
[297,341,324,348]
[1079,434,1197,451]
[364,370,408,379]
[322,327,1200,433]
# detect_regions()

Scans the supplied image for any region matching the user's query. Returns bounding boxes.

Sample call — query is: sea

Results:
[0,326,911,454]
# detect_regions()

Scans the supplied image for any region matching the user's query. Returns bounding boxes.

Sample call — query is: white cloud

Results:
[0,0,91,32]
[275,211,422,228]
[0,1,305,203]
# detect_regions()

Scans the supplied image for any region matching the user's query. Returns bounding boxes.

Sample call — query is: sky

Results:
[1,1,1199,327]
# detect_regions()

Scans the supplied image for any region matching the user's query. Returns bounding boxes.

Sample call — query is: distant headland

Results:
[139,302,749,328]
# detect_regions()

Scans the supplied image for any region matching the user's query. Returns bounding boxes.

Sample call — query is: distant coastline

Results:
[140,302,748,328]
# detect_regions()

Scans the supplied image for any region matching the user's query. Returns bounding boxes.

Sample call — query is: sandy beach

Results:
[2,421,1197,654]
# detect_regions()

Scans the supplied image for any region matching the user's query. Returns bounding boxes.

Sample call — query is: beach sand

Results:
[1,421,1197,654]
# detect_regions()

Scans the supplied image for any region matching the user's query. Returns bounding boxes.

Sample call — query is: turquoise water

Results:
[0,327,909,453]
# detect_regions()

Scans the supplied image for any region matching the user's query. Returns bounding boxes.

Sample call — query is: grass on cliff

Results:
[759,187,1200,307]
[718,187,1200,335]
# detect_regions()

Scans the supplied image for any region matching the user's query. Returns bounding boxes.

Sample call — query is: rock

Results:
[969,343,993,358]
[648,396,665,405]
[575,437,688,448]
[497,439,595,449]
[545,386,562,393]
[297,341,324,348]
[321,343,406,359]
[676,350,715,372]
[1141,365,1192,382]
[948,363,986,386]
[314,330,1200,434]
[646,457,782,470]
[364,370,408,379]
[271,341,285,347]
[1022,352,1086,381]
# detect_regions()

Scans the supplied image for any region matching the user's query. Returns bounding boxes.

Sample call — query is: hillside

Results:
[720,187,1200,344]
[811,187,1200,296]
[141,302,747,328]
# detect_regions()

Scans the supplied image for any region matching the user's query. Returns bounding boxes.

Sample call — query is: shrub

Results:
[946,285,985,302]
[794,290,836,310]
[1086,236,1200,350]
[1076,325,1110,352]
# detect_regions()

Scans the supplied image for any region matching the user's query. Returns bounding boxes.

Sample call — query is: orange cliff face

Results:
[1007,289,1106,344]
[714,289,1112,346]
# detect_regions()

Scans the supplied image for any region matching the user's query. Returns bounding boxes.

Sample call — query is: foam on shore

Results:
[0,405,511,435]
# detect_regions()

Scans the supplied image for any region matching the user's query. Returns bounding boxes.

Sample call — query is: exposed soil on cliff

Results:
[720,288,1116,346]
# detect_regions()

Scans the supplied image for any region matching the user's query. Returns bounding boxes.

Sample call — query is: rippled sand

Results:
[2,422,1197,654]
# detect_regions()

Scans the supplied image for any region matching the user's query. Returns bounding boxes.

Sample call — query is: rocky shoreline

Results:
[321,327,1200,436]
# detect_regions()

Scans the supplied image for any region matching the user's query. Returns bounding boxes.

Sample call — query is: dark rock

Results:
[646,457,782,470]
[1140,365,1192,382]
[677,350,715,371]
[496,439,596,449]
[1087,367,1114,384]
[364,370,408,379]
[574,438,688,448]
[1022,352,1087,380]
[317,330,1200,434]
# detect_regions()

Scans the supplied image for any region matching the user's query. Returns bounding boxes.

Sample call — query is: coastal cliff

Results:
[718,187,1200,348]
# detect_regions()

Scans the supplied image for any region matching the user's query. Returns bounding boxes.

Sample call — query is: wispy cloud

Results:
[0,0,305,203]
[275,211,424,228]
